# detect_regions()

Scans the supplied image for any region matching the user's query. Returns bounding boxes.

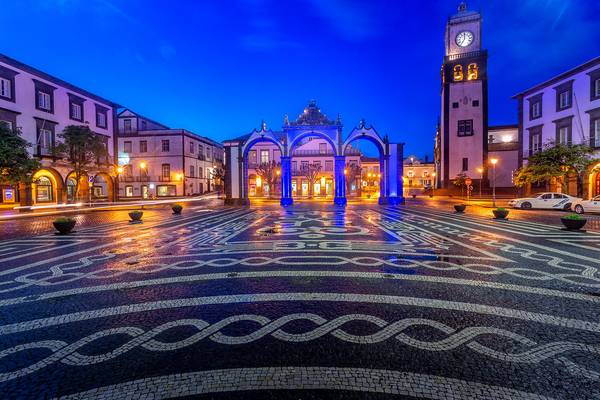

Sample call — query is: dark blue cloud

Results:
[1,0,598,158]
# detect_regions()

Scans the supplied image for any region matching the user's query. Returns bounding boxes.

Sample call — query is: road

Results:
[0,202,599,399]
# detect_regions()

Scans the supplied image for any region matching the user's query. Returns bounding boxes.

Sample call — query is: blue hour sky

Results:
[2,0,599,158]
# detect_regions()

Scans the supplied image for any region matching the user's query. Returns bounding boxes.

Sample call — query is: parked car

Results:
[507,192,580,211]
[572,195,600,214]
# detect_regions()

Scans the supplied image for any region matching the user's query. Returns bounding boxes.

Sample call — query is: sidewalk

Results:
[0,194,218,220]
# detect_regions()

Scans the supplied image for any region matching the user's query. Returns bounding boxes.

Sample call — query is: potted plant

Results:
[53,216,76,234]
[454,204,466,213]
[128,210,144,223]
[412,194,417,199]
[492,207,509,220]
[172,203,183,215]
[561,213,587,231]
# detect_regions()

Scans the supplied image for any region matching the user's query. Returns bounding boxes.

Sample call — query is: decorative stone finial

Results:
[308,99,317,107]
[335,113,342,125]
[458,2,467,12]
[283,114,289,126]
[261,120,267,131]
[358,118,366,129]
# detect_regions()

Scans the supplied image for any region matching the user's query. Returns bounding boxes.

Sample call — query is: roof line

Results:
[513,56,600,99]
[0,52,122,108]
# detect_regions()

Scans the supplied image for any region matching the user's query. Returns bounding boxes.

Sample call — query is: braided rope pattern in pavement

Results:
[2,313,598,382]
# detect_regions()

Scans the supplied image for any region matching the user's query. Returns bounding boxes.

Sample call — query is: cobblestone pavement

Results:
[0,202,599,399]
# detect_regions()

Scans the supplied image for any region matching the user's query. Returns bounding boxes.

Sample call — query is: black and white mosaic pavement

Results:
[0,203,599,399]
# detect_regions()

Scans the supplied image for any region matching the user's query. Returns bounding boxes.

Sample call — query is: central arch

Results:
[288,131,339,201]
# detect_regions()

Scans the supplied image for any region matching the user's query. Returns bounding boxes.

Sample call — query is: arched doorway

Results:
[66,177,77,203]
[65,171,90,203]
[589,163,600,198]
[32,168,65,205]
[288,132,339,201]
[92,173,114,202]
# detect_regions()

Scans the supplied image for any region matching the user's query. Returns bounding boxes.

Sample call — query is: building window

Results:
[124,141,132,153]
[453,65,463,81]
[260,149,269,164]
[189,165,195,177]
[531,131,542,154]
[531,102,541,119]
[292,161,297,171]
[0,77,11,99]
[593,118,600,148]
[325,160,333,171]
[595,79,600,98]
[157,185,176,197]
[96,106,108,129]
[472,100,479,107]
[0,120,13,130]
[162,164,170,178]
[206,147,212,160]
[462,158,469,172]
[124,119,132,132]
[125,186,133,197]
[37,91,52,111]
[38,129,52,156]
[558,126,569,145]
[452,102,459,109]
[457,120,474,137]
[141,120,147,130]
[198,167,203,178]
[319,143,327,154]
[558,91,570,109]
[554,81,573,111]
[162,140,170,152]
[36,176,53,202]
[555,118,572,146]
[248,150,256,165]
[467,63,478,80]
[70,103,82,121]
[190,141,195,153]
[139,140,147,153]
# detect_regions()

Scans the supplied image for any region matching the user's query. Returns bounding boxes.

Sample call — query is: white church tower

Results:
[440,2,488,188]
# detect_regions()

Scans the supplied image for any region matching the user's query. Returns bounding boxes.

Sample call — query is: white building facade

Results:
[116,110,224,199]
[0,53,119,205]
[515,56,600,198]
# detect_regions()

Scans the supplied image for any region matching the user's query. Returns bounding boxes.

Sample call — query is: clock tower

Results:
[440,2,488,188]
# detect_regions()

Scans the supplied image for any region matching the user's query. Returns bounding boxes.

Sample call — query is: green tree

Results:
[54,125,108,201]
[0,123,40,199]
[453,172,469,197]
[344,163,362,196]
[514,143,598,196]
[300,162,321,198]
[211,166,225,192]
[255,161,281,198]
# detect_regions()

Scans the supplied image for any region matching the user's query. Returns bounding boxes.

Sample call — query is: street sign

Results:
[88,175,95,183]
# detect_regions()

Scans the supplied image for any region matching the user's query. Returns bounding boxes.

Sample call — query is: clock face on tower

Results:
[455,31,474,47]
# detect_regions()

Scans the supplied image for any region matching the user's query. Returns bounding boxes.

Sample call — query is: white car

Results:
[507,192,580,211]
[572,195,600,214]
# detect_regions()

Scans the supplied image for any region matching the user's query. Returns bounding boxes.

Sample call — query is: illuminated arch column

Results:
[280,156,293,206]
[377,154,388,205]
[334,155,347,206]
[383,143,404,205]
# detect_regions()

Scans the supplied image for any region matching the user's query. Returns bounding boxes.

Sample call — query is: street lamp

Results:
[490,158,498,207]
[431,172,436,197]
[476,167,483,198]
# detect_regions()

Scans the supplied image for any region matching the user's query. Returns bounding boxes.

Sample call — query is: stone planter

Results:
[454,204,466,213]
[561,217,587,231]
[492,209,509,219]
[129,211,143,223]
[172,204,183,215]
[53,219,76,235]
